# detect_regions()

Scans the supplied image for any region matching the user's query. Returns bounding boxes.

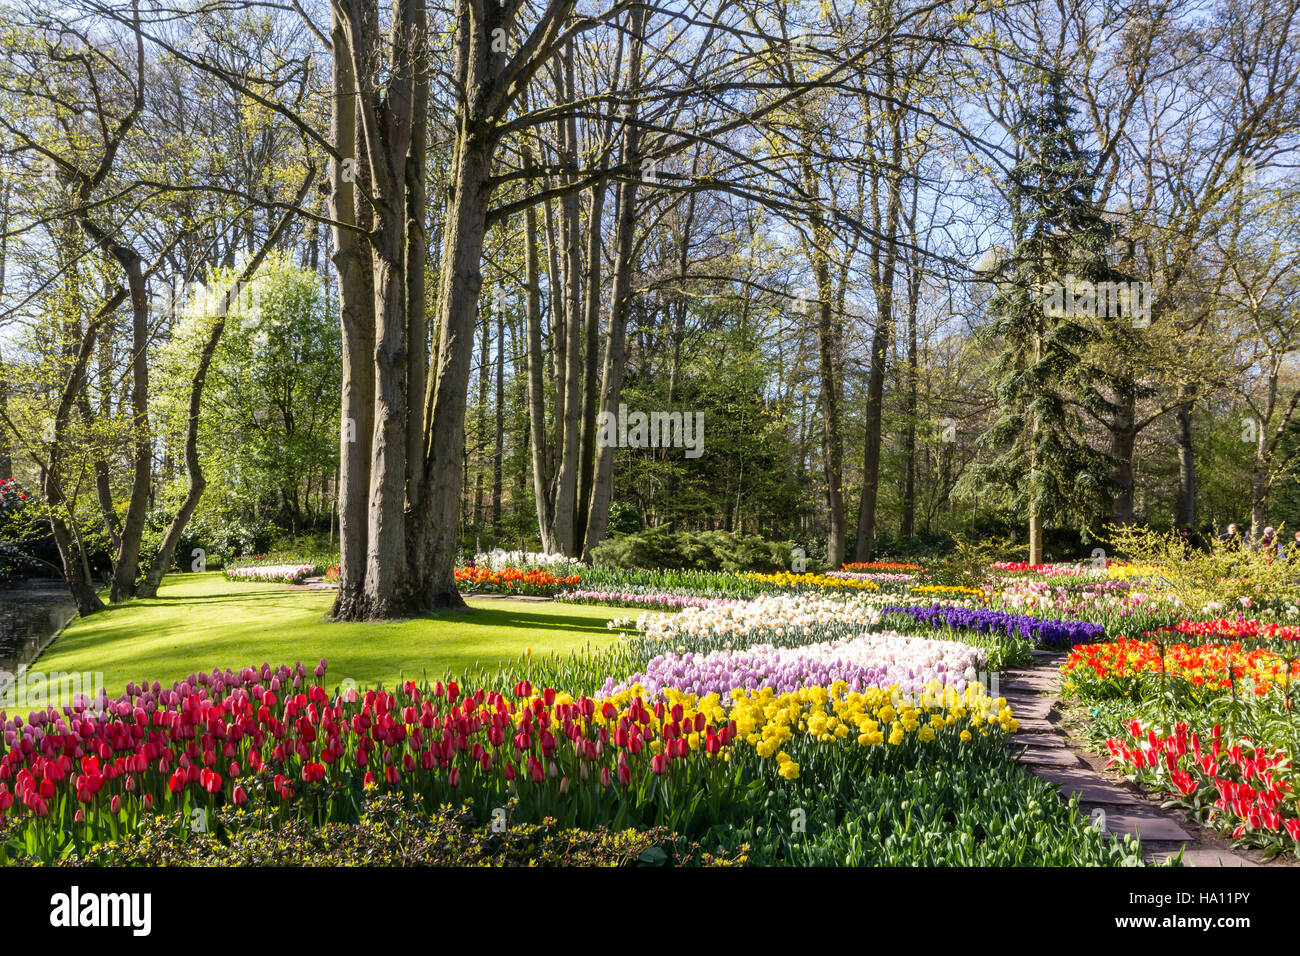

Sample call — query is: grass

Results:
[32,573,626,694]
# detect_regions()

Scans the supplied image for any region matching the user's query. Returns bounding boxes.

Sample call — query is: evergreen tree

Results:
[973,68,1115,560]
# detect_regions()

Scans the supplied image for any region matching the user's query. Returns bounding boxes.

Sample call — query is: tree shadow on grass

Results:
[436,604,615,635]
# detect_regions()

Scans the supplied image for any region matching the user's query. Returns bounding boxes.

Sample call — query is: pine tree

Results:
[975,68,1116,560]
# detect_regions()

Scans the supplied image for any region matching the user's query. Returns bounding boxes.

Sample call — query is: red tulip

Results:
[233,786,248,806]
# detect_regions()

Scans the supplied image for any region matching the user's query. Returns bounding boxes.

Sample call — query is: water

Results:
[0,579,76,676]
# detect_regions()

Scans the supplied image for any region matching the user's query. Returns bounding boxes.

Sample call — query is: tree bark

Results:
[583,63,642,554]
[524,188,557,552]
[1109,383,1137,524]
[551,47,585,556]
[574,181,607,551]
[1175,384,1196,527]
[329,7,375,621]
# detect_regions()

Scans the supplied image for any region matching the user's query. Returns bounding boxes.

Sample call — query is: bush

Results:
[160,511,280,569]
[0,478,52,582]
[590,528,793,572]
[607,500,642,535]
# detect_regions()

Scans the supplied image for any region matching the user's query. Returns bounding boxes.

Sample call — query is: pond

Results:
[0,579,76,679]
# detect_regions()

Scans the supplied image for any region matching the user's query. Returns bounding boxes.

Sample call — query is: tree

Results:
[971,69,1115,561]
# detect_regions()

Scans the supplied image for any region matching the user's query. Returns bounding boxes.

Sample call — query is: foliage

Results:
[964,68,1117,530]
[3,794,739,867]
[1103,522,1300,618]
[590,528,794,573]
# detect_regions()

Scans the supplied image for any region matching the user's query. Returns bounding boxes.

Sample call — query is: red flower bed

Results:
[0,661,739,863]
[1063,638,1300,695]
[1162,619,1300,642]
[1105,720,1300,851]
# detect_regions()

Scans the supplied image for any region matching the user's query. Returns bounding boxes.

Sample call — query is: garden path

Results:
[1005,650,1263,867]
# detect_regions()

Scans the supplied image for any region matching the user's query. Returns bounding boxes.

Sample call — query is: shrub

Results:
[591,528,792,573]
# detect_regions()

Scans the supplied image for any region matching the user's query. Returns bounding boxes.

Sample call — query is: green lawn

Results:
[34,573,626,694]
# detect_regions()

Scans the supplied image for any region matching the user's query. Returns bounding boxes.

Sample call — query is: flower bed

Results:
[1061,638,1300,698]
[1104,720,1299,855]
[842,560,924,572]
[224,564,319,584]
[454,566,579,596]
[1161,619,1300,643]
[743,571,879,591]
[600,631,986,699]
[0,658,1022,865]
[625,593,883,651]
[883,604,1103,648]
[556,589,735,612]
[992,561,1101,578]
[824,570,917,583]
[474,550,586,574]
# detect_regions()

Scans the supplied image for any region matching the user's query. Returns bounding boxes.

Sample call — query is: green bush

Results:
[590,528,793,572]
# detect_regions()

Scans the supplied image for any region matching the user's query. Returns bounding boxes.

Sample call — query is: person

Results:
[1219,523,1241,546]
[1257,526,1281,561]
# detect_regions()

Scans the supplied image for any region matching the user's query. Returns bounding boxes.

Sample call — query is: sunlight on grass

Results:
[34,573,626,693]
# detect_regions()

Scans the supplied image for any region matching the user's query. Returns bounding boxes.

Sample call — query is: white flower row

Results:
[622,592,885,646]
[474,549,585,573]
[225,564,316,584]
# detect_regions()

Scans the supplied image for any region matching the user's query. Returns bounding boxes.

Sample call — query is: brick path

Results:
[1003,650,1259,867]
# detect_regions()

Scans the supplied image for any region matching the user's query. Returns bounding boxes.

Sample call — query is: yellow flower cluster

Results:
[1105,562,1161,580]
[910,584,984,597]
[744,571,879,591]
[726,680,1017,771]
[586,681,1016,784]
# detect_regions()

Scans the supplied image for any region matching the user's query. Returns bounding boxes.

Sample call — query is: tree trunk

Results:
[405,18,429,528]
[40,289,126,615]
[524,185,557,553]
[1252,422,1268,535]
[1176,385,1196,527]
[329,11,375,621]
[492,296,504,536]
[416,130,493,609]
[104,249,151,603]
[1109,383,1137,524]
[583,151,640,556]
[574,181,607,552]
